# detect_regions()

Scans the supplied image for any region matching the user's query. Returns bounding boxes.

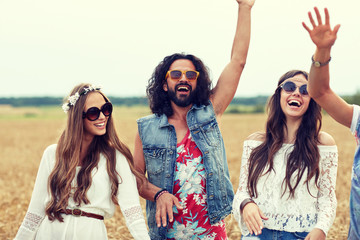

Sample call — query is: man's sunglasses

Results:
[280,81,308,96]
[83,102,113,121]
[165,70,199,81]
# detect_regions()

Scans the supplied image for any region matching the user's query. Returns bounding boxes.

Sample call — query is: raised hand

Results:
[236,0,255,7]
[302,7,340,49]
[242,202,268,235]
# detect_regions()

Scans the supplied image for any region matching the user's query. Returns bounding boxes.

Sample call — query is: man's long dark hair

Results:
[247,70,322,199]
[147,53,212,117]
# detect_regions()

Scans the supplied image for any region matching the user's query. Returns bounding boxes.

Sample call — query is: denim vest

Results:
[137,102,234,240]
[348,115,360,240]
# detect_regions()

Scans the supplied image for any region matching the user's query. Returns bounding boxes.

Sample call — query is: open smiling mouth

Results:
[95,122,105,127]
[288,100,302,107]
[176,85,191,93]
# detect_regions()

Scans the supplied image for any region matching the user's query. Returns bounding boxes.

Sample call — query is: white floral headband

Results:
[62,85,102,113]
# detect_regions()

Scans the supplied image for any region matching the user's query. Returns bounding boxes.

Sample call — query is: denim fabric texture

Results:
[241,228,309,240]
[348,115,360,240]
[137,102,234,240]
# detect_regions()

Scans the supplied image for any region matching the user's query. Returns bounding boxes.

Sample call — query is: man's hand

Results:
[242,202,268,235]
[155,192,183,227]
[302,7,340,50]
[305,228,326,240]
[236,0,255,7]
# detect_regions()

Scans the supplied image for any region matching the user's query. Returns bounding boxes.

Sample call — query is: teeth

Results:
[95,123,105,127]
[177,86,189,91]
[288,100,301,107]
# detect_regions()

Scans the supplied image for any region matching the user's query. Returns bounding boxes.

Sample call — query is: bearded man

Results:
[133,1,255,239]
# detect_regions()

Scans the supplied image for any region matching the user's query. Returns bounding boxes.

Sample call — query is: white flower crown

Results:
[62,85,102,113]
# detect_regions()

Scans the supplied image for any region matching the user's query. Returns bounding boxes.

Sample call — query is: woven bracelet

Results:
[240,198,255,213]
[154,189,168,202]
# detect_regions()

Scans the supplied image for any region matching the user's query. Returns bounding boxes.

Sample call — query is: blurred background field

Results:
[0,105,356,239]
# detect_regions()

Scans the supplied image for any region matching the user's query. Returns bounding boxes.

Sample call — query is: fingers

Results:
[155,193,182,227]
[155,203,168,227]
[314,7,322,26]
[244,221,253,235]
[166,195,184,223]
[155,197,170,227]
[333,24,341,35]
[173,197,184,210]
[307,7,324,29]
[155,206,162,227]
[245,214,262,235]
[308,11,316,28]
[259,209,269,220]
[302,22,311,33]
[166,199,174,224]
[305,7,339,34]
[236,0,255,7]
[242,203,265,236]
[324,8,330,26]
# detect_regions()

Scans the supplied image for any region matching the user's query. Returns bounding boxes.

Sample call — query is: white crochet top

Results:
[233,140,338,236]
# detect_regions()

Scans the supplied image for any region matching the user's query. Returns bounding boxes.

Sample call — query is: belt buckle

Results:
[72,208,82,216]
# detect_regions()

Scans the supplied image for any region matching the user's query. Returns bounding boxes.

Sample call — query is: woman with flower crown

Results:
[14,83,150,240]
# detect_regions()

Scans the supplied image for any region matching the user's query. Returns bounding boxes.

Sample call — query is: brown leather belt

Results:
[60,209,104,220]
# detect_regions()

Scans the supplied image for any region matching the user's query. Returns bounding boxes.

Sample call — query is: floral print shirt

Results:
[166,130,227,240]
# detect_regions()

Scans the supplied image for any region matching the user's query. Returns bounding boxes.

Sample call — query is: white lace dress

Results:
[233,140,338,236]
[14,144,150,240]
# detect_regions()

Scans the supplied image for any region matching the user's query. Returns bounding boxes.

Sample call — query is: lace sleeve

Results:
[14,145,56,240]
[232,140,258,234]
[314,146,338,235]
[116,152,150,240]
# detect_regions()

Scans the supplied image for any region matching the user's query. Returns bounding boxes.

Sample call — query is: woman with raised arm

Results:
[303,7,360,239]
[14,83,150,240]
[233,70,338,240]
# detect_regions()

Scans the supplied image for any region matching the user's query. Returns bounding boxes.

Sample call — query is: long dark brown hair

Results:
[147,53,212,117]
[45,83,143,221]
[247,70,322,199]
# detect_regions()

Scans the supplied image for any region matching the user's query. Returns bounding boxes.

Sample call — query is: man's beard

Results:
[167,83,195,107]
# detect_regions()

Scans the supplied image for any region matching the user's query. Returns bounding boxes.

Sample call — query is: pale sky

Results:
[1,0,360,98]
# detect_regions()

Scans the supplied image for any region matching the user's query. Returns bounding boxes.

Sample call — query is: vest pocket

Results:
[199,121,221,147]
[143,148,166,175]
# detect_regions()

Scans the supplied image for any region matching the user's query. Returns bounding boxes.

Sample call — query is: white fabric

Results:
[14,144,150,240]
[350,104,360,135]
[233,140,338,236]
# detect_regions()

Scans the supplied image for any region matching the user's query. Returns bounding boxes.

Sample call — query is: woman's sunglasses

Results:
[165,70,199,81]
[280,81,308,96]
[83,102,113,121]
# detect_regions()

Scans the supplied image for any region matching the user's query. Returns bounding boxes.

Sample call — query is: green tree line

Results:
[0,96,269,107]
[0,92,358,114]
[0,96,148,107]
[343,90,360,105]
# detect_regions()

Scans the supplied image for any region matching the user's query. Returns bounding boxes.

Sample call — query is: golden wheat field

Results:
[0,105,356,240]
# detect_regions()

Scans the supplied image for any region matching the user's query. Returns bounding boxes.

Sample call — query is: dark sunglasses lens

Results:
[300,85,308,95]
[86,107,100,121]
[186,71,197,80]
[102,103,113,116]
[170,70,182,80]
[283,81,296,92]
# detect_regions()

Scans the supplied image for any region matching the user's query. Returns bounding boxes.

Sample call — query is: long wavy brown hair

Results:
[147,53,212,117]
[247,70,322,199]
[45,83,143,221]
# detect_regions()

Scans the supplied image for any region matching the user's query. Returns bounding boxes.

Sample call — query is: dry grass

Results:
[0,106,355,239]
